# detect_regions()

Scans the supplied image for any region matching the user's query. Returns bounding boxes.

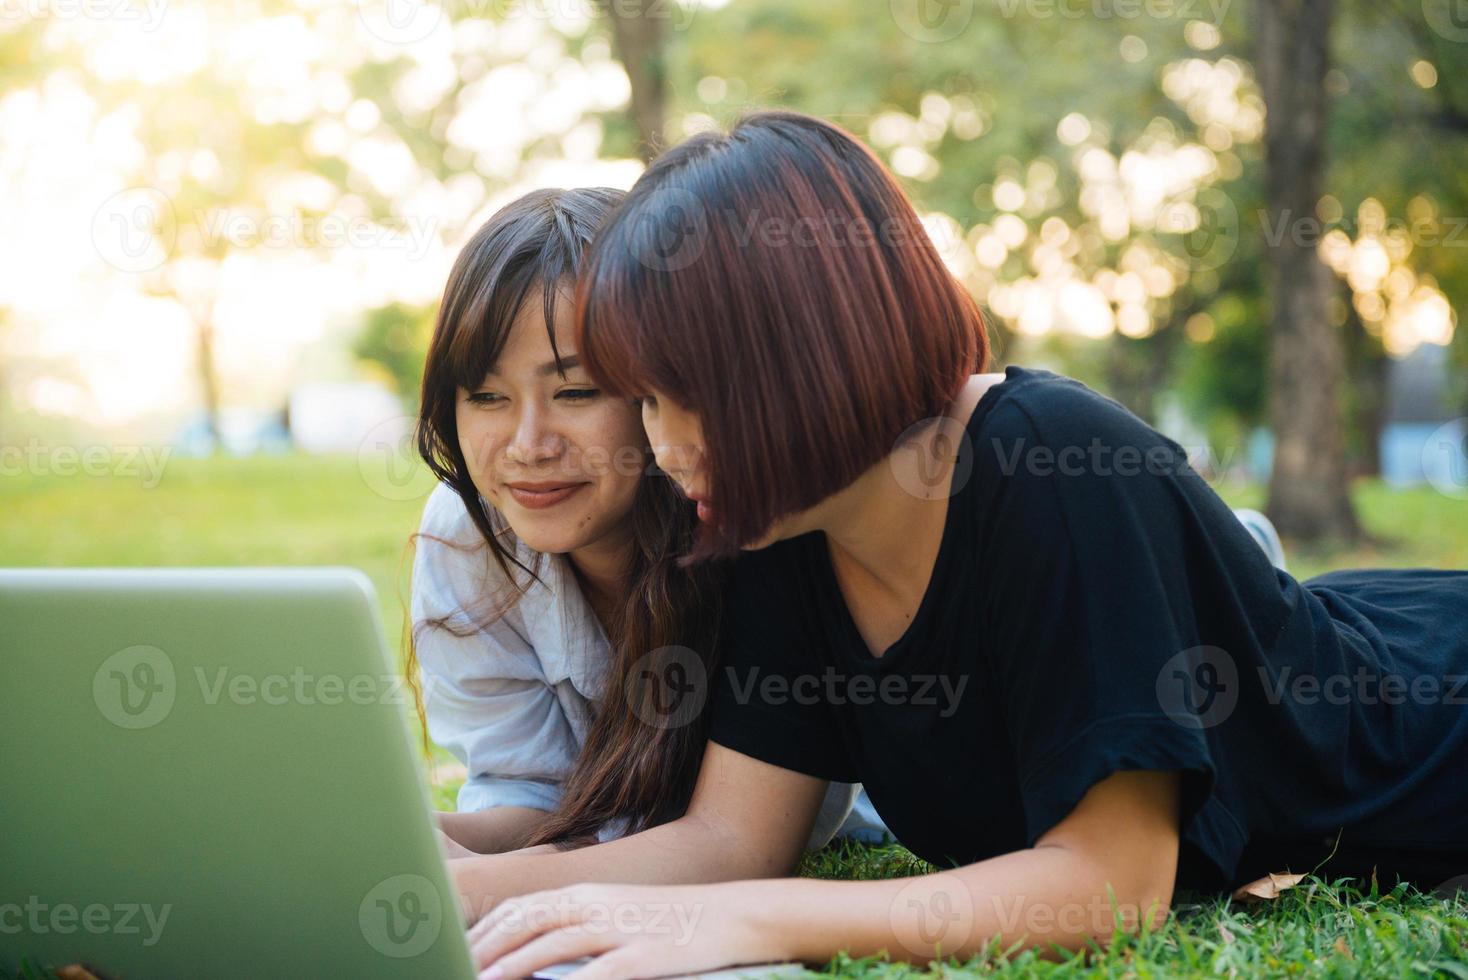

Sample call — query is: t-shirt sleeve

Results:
[706,543,857,783]
[976,393,1230,852]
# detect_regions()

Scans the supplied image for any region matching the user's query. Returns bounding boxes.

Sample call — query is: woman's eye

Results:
[557,388,601,401]
[467,392,504,406]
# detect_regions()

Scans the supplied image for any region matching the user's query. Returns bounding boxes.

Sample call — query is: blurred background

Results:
[3,1,1466,737]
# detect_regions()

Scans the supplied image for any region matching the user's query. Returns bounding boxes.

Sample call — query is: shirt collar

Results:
[546,551,612,702]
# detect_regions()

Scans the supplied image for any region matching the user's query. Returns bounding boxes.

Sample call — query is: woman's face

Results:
[640,391,807,550]
[456,293,645,556]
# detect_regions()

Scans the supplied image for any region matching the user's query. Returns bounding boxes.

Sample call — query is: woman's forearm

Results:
[452,809,783,919]
[750,844,1172,965]
[437,806,546,854]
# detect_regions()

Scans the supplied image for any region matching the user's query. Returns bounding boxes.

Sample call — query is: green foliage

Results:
[353,301,436,398]
[1175,291,1270,448]
[666,0,1466,448]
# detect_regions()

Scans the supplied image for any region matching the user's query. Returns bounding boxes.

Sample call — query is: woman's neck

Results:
[819,447,955,607]
[568,528,636,633]
[817,374,999,603]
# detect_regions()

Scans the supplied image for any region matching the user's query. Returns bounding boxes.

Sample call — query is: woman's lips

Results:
[670,476,715,524]
[688,495,715,524]
[506,483,588,510]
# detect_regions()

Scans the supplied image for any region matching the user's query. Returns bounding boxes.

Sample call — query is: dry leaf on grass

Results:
[1232,871,1307,902]
[56,967,105,980]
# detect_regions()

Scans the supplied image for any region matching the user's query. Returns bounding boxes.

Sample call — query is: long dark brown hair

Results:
[576,110,990,561]
[411,187,726,847]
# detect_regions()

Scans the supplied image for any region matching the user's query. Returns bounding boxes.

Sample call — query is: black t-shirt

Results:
[708,365,1468,892]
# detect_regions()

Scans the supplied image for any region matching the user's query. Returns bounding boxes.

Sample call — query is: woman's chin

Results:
[503,518,587,556]
[738,521,790,551]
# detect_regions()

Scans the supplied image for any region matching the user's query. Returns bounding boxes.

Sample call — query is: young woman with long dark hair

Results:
[411,186,869,857]
[451,113,1468,978]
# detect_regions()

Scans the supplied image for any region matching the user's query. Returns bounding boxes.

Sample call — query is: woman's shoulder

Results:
[413,483,611,700]
[419,481,512,546]
[414,482,543,619]
[968,365,1184,462]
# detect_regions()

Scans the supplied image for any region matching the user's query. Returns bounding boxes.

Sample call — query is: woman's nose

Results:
[504,407,565,467]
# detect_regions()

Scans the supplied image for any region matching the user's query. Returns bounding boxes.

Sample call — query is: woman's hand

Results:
[465,881,786,980]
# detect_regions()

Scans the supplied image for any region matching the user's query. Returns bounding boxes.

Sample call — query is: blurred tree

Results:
[1176,288,1271,459]
[9,0,1461,474]
[1341,301,1387,476]
[1350,1,1468,414]
[11,1,394,451]
[104,61,334,453]
[600,0,669,160]
[353,300,436,399]
[670,0,1263,430]
[666,0,1461,525]
[0,307,9,437]
[1255,0,1360,541]
[344,2,659,388]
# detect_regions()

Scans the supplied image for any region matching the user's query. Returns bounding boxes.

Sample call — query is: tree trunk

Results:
[196,318,222,453]
[601,1,667,162]
[1255,0,1361,543]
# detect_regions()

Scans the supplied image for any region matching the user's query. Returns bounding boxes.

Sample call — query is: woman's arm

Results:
[450,742,831,920]
[763,770,1181,963]
[437,806,547,854]
[466,769,1180,979]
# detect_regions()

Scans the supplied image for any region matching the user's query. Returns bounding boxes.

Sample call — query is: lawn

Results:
[4,452,1467,977]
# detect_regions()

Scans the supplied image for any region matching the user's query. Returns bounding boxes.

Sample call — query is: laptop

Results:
[0,568,806,980]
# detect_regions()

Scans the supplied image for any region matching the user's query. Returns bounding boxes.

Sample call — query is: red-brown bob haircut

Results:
[575,109,991,561]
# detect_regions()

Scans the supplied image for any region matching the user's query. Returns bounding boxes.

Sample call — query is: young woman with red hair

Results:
[451,112,1468,978]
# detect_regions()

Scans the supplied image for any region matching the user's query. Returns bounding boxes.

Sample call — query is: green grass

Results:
[795,839,1468,977]
[0,452,428,645]
[0,452,469,804]
[1211,480,1468,582]
[5,453,1468,977]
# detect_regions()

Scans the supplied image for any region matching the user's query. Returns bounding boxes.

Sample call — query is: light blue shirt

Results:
[411,482,861,847]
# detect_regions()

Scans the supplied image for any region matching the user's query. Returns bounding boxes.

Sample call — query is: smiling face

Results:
[456,290,645,557]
